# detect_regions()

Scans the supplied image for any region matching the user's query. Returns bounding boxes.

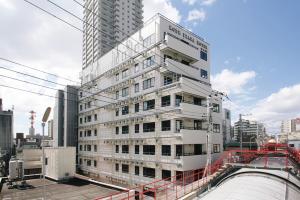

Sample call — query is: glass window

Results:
[143,167,155,178]
[143,122,155,132]
[143,56,155,69]
[135,166,139,175]
[122,87,129,97]
[115,73,120,81]
[135,124,139,133]
[122,164,129,173]
[213,124,220,133]
[94,160,97,167]
[116,91,119,99]
[115,163,119,171]
[94,129,97,136]
[161,95,170,107]
[122,145,129,153]
[135,145,139,154]
[122,69,129,78]
[143,78,155,90]
[135,103,139,113]
[115,145,119,153]
[143,99,155,111]
[116,109,119,116]
[200,69,208,79]
[161,120,171,131]
[163,76,173,85]
[94,145,97,152]
[161,145,171,156]
[200,50,207,61]
[135,83,139,93]
[122,125,129,134]
[162,170,171,180]
[134,63,139,73]
[212,103,220,113]
[122,106,129,115]
[115,127,119,135]
[213,144,220,153]
[143,145,155,155]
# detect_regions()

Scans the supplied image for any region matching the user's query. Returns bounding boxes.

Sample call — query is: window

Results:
[143,34,155,47]
[79,104,83,111]
[212,103,220,113]
[87,160,91,166]
[116,127,119,135]
[161,145,171,156]
[135,124,140,133]
[194,144,203,155]
[94,160,97,167]
[94,145,97,152]
[122,145,129,154]
[80,92,83,98]
[143,167,155,178]
[201,69,208,79]
[134,83,139,93]
[135,145,139,154]
[134,63,139,73]
[161,95,170,107]
[87,145,91,151]
[94,129,97,136]
[213,124,220,133]
[80,118,82,124]
[135,166,139,175]
[122,87,129,97]
[122,125,129,134]
[200,50,207,61]
[79,131,82,137]
[122,106,129,115]
[122,164,129,173]
[79,158,82,165]
[213,144,220,153]
[143,99,155,111]
[162,170,171,180]
[143,122,155,132]
[163,76,173,85]
[175,95,182,106]
[115,73,120,81]
[135,103,139,112]
[193,97,202,106]
[226,111,230,119]
[87,130,92,137]
[122,69,129,78]
[94,114,98,121]
[143,145,155,155]
[79,145,82,151]
[143,78,155,90]
[87,115,92,122]
[143,56,155,68]
[161,120,171,131]
[45,157,48,165]
[87,101,91,108]
[116,91,119,99]
[115,109,119,116]
[115,163,119,171]
[115,145,119,153]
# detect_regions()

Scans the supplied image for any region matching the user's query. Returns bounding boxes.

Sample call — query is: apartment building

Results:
[78,14,223,186]
[0,98,13,156]
[222,108,232,146]
[82,0,143,69]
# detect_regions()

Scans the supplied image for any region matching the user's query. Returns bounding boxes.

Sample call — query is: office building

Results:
[233,119,266,147]
[222,108,231,145]
[281,118,300,134]
[0,98,13,155]
[78,14,223,185]
[53,86,79,147]
[82,0,143,69]
[48,119,54,138]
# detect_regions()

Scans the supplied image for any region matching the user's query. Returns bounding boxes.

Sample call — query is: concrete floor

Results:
[0,178,119,200]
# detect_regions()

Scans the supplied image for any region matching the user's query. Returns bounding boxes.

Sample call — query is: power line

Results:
[0,57,80,85]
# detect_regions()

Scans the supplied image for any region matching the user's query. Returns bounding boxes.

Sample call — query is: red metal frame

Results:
[96,144,300,200]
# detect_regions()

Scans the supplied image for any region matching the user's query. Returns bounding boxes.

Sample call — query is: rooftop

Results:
[0,178,120,200]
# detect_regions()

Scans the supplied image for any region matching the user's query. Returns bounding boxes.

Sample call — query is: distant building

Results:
[222,109,231,146]
[281,118,300,134]
[53,86,78,147]
[0,98,13,155]
[233,119,265,147]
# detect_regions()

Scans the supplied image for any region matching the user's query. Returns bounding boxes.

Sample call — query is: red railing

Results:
[96,145,300,200]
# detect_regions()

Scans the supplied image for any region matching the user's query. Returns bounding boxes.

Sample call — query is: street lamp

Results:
[41,107,51,199]
[249,136,256,150]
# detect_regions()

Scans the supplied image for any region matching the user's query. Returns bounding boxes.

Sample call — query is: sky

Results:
[0,0,299,135]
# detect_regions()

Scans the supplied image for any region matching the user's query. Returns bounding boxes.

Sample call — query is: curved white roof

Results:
[197,169,300,200]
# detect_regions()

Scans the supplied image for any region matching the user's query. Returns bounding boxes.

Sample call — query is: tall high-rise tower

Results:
[82,0,143,69]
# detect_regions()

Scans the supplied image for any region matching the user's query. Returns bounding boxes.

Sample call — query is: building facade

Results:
[0,99,13,155]
[78,15,223,186]
[281,118,300,135]
[233,119,266,147]
[48,119,54,138]
[82,0,144,69]
[53,86,79,147]
[222,108,231,146]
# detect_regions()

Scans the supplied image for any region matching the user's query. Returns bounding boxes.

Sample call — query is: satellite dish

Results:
[42,107,51,122]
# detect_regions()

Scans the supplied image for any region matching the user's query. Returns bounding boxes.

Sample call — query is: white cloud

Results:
[187,9,206,22]
[211,69,256,95]
[182,0,197,5]
[250,84,300,124]
[144,0,182,23]
[201,0,217,6]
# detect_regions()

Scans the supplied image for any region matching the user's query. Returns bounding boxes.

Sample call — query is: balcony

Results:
[164,58,200,81]
[161,34,199,61]
[179,102,207,119]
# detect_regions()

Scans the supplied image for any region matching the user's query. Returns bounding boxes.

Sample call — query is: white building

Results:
[82,0,143,69]
[281,118,300,135]
[78,14,223,186]
[44,147,76,181]
[222,108,231,145]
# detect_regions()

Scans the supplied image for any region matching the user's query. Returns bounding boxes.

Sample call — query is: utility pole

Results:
[206,96,212,190]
